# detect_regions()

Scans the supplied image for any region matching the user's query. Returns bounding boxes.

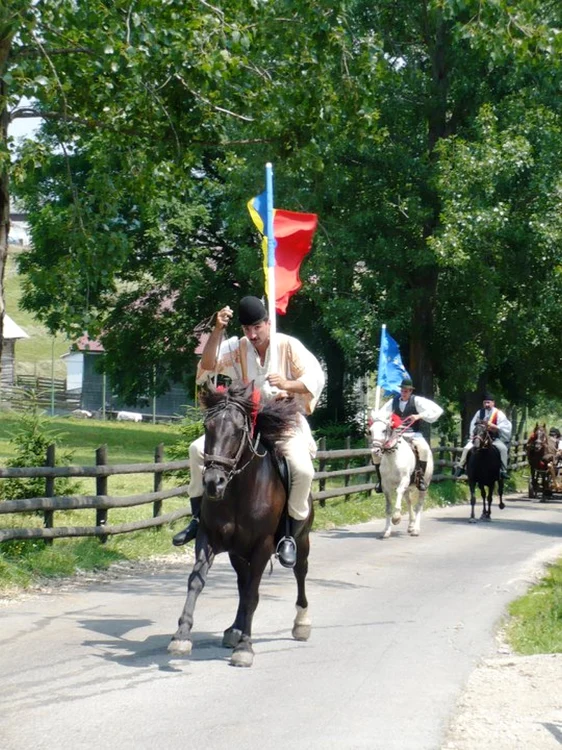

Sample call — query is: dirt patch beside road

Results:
[443,543,562,750]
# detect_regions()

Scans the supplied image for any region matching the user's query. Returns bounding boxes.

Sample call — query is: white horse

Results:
[369,415,433,538]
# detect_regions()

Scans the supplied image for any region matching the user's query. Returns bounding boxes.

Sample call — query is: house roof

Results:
[3,314,29,340]
[75,334,105,353]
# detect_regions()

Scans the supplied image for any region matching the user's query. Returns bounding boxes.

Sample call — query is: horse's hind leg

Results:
[168,536,215,656]
[292,528,311,641]
[222,553,249,649]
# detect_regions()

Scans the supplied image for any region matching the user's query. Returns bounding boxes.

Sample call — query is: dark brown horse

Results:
[168,382,313,667]
[466,421,505,522]
[526,423,555,499]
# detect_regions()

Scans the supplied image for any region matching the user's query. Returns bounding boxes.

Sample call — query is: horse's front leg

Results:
[391,476,410,526]
[230,542,272,668]
[168,533,215,656]
[382,489,393,538]
[222,553,250,649]
[292,524,311,641]
[469,481,477,522]
[498,477,505,510]
[408,488,426,536]
[479,484,489,521]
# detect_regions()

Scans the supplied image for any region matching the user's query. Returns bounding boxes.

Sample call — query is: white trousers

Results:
[187,413,316,521]
[459,438,508,470]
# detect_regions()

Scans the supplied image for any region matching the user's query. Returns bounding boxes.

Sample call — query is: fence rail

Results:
[0,436,530,543]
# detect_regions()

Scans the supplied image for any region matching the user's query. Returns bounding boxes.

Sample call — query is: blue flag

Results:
[377,327,411,395]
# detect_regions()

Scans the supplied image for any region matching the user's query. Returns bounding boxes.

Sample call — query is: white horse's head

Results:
[369,415,399,458]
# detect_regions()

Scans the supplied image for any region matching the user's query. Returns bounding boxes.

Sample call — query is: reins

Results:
[203,398,266,487]
[371,415,417,453]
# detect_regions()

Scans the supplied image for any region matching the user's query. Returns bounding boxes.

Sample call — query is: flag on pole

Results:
[247,192,318,314]
[377,326,411,395]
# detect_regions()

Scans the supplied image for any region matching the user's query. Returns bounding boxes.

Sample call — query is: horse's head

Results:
[471,420,492,451]
[527,423,548,456]
[369,413,409,457]
[200,382,259,500]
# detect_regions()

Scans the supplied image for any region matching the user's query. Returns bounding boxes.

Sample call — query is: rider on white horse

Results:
[370,377,443,492]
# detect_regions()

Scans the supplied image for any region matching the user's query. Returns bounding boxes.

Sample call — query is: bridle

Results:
[472,422,492,451]
[203,399,266,486]
[370,415,417,453]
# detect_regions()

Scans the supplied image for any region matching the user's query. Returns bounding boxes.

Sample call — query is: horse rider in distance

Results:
[371,377,444,492]
[172,295,325,569]
[454,392,512,479]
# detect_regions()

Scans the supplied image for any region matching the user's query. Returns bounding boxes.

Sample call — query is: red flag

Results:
[272,209,318,314]
[248,194,318,314]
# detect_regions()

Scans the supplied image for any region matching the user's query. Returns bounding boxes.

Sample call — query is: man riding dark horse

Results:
[172,296,325,568]
[454,393,512,479]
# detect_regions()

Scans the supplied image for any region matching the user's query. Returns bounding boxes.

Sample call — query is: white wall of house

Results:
[61,351,84,392]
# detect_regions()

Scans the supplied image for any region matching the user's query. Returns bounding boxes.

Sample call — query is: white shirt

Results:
[197,332,325,415]
[469,407,512,443]
[371,394,443,433]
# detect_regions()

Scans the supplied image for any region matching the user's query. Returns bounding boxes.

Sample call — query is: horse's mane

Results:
[199,382,301,443]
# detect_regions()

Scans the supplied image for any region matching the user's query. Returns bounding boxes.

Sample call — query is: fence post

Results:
[318,436,326,508]
[44,443,55,546]
[96,445,108,542]
[365,433,373,496]
[452,437,458,474]
[153,443,164,520]
[344,437,351,497]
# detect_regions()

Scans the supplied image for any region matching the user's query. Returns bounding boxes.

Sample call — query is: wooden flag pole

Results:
[265,162,278,372]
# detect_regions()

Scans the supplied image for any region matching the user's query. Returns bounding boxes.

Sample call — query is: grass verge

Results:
[505,557,562,654]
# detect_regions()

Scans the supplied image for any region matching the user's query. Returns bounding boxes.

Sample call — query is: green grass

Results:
[0,411,473,595]
[506,558,562,654]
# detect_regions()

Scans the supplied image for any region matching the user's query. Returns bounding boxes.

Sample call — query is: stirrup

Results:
[276,536,297,569]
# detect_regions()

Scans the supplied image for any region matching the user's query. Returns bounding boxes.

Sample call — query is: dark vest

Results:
[392,394,419,419]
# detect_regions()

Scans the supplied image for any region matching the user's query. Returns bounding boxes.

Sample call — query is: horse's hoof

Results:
[222,628,242,649]
[167,639,192,656]
[292,623,311,641]
[499,502,505,510]
[391,513,401,525]
[230,646,254,668]
[381,530,391,539]
[409,529,420,537]
[469,517,477,524]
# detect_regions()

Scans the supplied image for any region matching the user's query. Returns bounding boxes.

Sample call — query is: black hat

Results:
[482,392,495,402]
[400,377,414,390]
[238,296,268,325]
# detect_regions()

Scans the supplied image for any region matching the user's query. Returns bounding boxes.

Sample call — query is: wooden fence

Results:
[0,436,530,544]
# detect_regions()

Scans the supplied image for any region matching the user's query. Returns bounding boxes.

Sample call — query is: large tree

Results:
[6,0,562,423]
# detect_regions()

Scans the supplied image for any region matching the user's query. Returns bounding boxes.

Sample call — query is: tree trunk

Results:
[322,337,347,423]
[0,33,14,376]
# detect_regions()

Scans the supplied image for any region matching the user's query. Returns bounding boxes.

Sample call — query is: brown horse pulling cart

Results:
[526,424,562,500]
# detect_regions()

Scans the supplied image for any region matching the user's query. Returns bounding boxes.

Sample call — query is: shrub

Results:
[0,399,79,503]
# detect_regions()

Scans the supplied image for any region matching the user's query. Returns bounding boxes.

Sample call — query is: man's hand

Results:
[488,422,499,433]
[267,373,289,390]
[215,306,233,330]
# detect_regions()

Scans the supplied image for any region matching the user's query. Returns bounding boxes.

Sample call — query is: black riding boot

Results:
[374,464,383,493]
[416,461,428,491]
[277,518,307,569]
[172,496,202,546]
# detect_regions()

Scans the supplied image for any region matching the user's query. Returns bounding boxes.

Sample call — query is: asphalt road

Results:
[1,495,561,750]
